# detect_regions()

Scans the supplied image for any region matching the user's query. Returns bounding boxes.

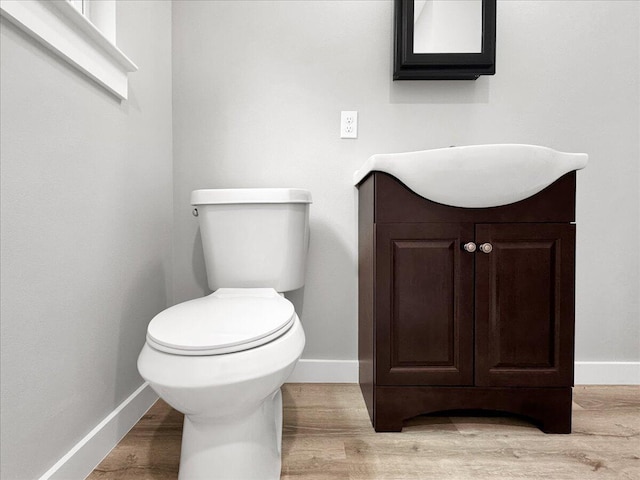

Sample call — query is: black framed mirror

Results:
[394,0,496,80]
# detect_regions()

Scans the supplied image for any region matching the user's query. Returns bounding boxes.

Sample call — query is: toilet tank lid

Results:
[191,188,312,205]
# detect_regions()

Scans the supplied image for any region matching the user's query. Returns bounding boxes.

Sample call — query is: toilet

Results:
[137,188,311,480]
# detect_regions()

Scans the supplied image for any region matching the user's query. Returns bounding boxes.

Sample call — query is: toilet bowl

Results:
[138,188,311,480]
[138,289,304,479]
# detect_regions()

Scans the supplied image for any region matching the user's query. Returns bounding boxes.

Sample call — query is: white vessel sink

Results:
[353,144,588,208]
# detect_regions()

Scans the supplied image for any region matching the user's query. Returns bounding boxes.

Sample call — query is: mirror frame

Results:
[394,0,496,80]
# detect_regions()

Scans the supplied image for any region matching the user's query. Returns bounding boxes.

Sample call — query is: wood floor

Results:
[88,384,639,480]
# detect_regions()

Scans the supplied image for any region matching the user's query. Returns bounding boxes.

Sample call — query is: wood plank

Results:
[89,384,640,480]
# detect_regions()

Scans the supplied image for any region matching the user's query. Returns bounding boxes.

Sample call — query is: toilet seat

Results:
[146,288,295,356]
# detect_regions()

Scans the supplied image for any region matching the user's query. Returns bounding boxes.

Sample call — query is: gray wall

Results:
[172,0,639,362]
[0,2,172,478]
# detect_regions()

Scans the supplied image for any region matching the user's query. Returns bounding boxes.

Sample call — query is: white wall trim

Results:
[0,0,137,99]
[38,382,158,480]
[287,359,359,383]
[287,359,640,385]
[575,361,640,385]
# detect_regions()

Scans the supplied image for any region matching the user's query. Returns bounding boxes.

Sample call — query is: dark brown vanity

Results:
[357,171,578,434]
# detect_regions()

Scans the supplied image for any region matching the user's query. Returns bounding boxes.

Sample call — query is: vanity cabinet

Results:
[358,172,577,434]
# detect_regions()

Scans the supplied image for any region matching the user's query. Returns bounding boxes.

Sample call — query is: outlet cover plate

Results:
[340,111,358,139]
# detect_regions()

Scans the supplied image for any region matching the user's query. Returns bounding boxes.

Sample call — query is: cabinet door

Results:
[475,224,575,387]
[376,223,474,385]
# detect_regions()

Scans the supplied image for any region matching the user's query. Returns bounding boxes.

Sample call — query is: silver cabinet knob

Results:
[479,243,493,254]
[463,242,477,253]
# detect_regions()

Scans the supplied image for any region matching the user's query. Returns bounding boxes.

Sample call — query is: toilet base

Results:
[178,389,283,480]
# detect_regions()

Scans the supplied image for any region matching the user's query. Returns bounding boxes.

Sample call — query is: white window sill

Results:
[0,0,137,99]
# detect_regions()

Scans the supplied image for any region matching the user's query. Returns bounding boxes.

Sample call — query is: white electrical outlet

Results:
[340,111,358,139]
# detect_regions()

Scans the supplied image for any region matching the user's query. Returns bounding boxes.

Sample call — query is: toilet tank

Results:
[191,188,312,292]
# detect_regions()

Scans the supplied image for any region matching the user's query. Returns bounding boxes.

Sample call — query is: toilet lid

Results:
[146,288,296,355]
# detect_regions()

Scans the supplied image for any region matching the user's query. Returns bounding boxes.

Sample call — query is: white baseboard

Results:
[575,361,640,385]
[38,382,158,480]
[287,359,359,383]
[287,359,640,385]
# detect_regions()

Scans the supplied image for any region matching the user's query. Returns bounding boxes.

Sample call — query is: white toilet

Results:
[138,188,311,480]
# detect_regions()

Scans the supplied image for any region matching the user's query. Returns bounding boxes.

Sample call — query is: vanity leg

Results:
[538,389,573,434]
[373,414,404,432]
